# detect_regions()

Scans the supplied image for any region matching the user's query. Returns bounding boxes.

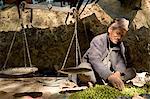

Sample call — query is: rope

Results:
[2,19,20,70]
[23,30,27,67]
[83,21,89,44]
[20,3,33,67]
[1,2,33,72]
[61,30,76,70]
[22,25,33,67]
[75,11,82,65]
[79,0,90,16]
[2,32,17,70]
[65,12,70,25]
[75,19,82,65]
[61,9,82,70]
[77,39,82,62]
[75,21,78,66]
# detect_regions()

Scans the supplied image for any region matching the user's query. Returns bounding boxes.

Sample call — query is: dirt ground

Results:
[0,77,71,99]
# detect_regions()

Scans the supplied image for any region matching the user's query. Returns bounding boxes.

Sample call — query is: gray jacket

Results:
[82,33,127,80]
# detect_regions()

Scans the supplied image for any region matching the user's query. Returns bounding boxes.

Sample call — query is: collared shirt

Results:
[82,33,127,80]
[108,39,126,73]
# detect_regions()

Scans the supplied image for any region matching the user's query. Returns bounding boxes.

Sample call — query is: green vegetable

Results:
[69,84,148,99]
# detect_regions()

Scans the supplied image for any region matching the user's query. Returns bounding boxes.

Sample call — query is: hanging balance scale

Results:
[0,6,38,75]
[0,26,38,75]
[58,8,91,82]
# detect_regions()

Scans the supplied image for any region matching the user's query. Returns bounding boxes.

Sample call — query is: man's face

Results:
[108,28,127,44]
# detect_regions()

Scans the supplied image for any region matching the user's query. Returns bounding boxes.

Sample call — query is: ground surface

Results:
[0,77,70,99]
[0,76,149,99]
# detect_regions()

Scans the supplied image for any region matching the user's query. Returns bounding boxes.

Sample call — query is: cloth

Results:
[78,63,135,84]
[78,62,97,84]
[109,40,126,73]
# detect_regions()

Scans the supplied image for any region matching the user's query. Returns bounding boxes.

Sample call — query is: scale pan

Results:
[58,67,91,74]
[0,67,38,75]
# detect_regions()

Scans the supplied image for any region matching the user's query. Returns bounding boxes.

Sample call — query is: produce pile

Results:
[69,83,150,99]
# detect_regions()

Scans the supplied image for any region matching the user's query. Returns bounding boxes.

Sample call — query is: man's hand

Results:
[107,71,124,90]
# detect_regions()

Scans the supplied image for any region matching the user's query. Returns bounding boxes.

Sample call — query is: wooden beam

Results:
[22,1,71,12]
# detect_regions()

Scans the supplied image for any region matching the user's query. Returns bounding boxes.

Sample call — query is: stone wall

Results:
[0,14,108,72]
[0,0,150,72]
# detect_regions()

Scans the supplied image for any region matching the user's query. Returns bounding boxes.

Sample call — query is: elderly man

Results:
[78,18,136,90]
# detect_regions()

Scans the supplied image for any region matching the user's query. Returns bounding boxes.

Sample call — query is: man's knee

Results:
[123,68,136,81]
[78,62,92,69]
[127,68,136,78]
[78,62,96,84]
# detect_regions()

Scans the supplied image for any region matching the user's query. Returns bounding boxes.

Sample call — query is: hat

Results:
[109,18,129,31]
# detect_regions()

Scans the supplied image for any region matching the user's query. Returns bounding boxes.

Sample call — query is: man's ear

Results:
[108,27,112,34]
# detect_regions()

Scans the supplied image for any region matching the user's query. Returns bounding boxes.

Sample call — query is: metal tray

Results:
[0,67,38,75]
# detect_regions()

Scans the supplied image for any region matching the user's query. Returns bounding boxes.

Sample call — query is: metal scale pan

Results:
[0,67,38,75]
[58,67,92,74]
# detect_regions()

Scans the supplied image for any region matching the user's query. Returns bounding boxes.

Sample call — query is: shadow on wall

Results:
[0,14,107,72]
[97,0,142,22]
[124,26,150,72]
[0,13,149,72]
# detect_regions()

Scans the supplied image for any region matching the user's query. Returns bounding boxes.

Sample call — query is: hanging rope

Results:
[23,29,27,67]
[61,29,76,70]
[61,9,82,70]
[77,39,82,62]
[79,0,90,16]
[20,4,33,67]
[75,18,82,66]
[22,25,33,67]
[75,10,82,66]
[75,20,78,66]
[1,1,37,74]
[2,32,17,70]
[2,19,21,70]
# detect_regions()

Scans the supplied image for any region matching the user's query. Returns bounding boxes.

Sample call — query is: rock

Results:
[132,95,144,99]
[140,94,150,99]
[127,72,149,87]
[124,27,150,72]
[60,80,78,89]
